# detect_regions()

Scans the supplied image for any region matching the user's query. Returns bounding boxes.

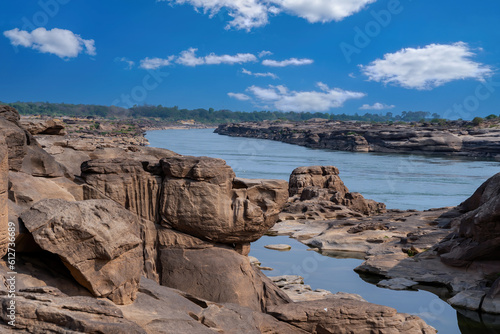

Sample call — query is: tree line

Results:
[2,101,442,124]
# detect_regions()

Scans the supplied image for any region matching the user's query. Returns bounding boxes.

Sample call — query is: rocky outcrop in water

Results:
[281,166,386,220]
[272,164,500,318]
[215,120,500,159]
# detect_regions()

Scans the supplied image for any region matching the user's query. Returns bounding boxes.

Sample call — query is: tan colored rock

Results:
[20,118,66,135]
[159,246,291,312]
[0,110,66,177]
[160,156,289,243]
[284,166,385,220]
[0,135,8,257]
[82,158,163,222]
[267,298,437,334]
[20,199,143,305]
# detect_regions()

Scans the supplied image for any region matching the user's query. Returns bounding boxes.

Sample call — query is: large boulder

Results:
[440,172,500,266]
[0,135,8,257]
[160,156,289,243]
[20,199,143,305]
[267,297,437,334]
[283,166,385,220]
[159,245,291,312]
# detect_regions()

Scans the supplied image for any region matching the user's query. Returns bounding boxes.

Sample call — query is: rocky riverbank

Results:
[215,119,500,159]
[0,105,436,333]
[268,164,500,321]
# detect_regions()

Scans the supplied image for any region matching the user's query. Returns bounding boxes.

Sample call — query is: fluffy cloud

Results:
[360,42,493,90]
[140,56,174,69]
[239,82,364,111]
[359,103,395,110]
[165,0,273,30]
[228,92,251,101]
[164,0,374,30]
[242,68,278,79]
[4,27,95,59]
[262,57,313,67]
[271,0,376,23]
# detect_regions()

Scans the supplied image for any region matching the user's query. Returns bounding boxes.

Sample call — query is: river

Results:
[146,128,500,334]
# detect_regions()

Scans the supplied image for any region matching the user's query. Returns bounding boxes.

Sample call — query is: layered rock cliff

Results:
[215,119,500,159]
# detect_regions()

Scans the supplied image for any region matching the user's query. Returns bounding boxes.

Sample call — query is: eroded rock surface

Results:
[20,199,143,305]
[0,135,8,257]
[282,166,385,220]
[160,156,289,243]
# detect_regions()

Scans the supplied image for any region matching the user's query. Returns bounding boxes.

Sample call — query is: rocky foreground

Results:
[270,165,500,324]
[0,105,437,333]
[215,119,500,159]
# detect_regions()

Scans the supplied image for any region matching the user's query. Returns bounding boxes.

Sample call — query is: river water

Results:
[147,128,500,334]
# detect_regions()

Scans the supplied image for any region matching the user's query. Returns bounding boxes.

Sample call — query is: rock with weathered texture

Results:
[20,118,66,136]
[267,298,437,334]
[160,156,289,243]
[82,158,163,222]
[283,166,385,220]
[20,199,143,305]
[0,108,66,177]
[0,135,8,257]
[159,246,291,312]
[0,287,146,333]
[440,173,500,267]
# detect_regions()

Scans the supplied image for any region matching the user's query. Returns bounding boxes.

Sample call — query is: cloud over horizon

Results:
[4,27,95,59]
[229,82,365,111]
[359,102,395,110]
[360,42,493,90]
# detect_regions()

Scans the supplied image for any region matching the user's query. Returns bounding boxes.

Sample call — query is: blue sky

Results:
[1,0,499,119]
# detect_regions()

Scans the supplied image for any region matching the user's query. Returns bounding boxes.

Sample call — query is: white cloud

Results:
[175,48,257,66]
[262,57,313,67]
[165,0,273,31]
[176,48,205,66]
[140,56,174,69]
[258,50,273,58]
[243,82,365,112]
[359,103,395,110]
[116,57,135,69]
[360,42,493,90]
[242,68,278,79]
[205,52,257,65]
[4,27,95,59]
[164,0,373,31]
[270,0,376,23]
[228,92,251,101]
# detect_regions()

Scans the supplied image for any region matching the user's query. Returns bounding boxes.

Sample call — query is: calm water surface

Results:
[147,129,500,334]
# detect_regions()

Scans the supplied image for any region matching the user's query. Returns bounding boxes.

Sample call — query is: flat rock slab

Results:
[264,244,292,251]
[377,278,418,290]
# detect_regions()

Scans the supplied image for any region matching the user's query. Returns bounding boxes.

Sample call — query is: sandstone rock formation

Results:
[159,246,290,312]
[267,297,436,334]
[20,199,143,305]
[215,120,500,159]
[282,166,385,220]
[160,156,289,243]
[82,158,163,222]
[0,135,8,257]
[20,118,66,136]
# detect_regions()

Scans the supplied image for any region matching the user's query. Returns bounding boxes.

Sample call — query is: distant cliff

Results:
[215,119,500,159]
